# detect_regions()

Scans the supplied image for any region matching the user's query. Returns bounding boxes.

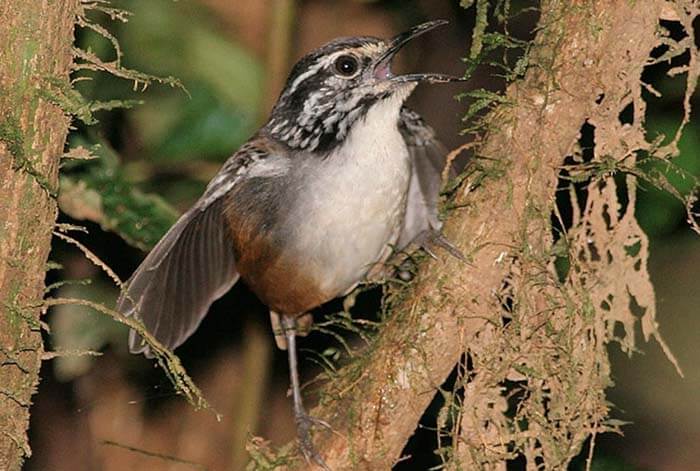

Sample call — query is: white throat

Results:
[290,87,416,296]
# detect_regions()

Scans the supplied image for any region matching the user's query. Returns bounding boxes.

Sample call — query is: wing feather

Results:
[397,107,453,248]
[115,145,266,357]
[118,197,239,357]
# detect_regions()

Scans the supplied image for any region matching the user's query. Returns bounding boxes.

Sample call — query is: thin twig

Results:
[101,440,209,471]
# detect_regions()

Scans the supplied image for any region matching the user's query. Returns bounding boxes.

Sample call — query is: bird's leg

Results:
[281,314,331,470]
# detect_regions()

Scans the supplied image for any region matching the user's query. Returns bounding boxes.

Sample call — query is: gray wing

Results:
[397,107,453,248]
[116,153,251,357]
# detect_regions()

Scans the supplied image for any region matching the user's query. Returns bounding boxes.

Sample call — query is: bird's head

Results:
[266,20,461,153]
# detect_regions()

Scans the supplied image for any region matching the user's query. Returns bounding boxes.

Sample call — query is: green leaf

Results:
[105,0,263,162]
[636,118,700,237]
[59,136,179,251]
[119,0,263,111]
[149,83,255,162]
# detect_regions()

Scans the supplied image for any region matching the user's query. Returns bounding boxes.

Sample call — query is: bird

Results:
[117,19,463,469]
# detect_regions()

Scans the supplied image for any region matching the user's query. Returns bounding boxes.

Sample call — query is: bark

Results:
[0,1,78,469]
[300,1,680,469]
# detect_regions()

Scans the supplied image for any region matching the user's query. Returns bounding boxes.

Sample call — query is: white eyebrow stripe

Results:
[286,61,326,97]
[285,48,372,96]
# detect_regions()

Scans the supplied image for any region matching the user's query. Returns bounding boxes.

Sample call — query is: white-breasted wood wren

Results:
[117,19,463,468]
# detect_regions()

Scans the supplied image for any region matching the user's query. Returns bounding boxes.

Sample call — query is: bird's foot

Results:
[416,229,469,263]
[295,410,332,470]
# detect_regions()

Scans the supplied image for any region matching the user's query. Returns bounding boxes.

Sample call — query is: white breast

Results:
[290,91,413,297]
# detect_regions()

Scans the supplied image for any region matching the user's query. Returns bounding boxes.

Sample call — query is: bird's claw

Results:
[296,411,332,470]
[416,229,469,264]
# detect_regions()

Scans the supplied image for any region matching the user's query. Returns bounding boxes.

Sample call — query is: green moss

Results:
[1,113,58,197]
[3,278,41,338]
[0,113,25,161]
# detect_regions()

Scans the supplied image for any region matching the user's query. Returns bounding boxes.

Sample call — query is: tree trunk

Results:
[296,1,695,469]
[0,1,78,469]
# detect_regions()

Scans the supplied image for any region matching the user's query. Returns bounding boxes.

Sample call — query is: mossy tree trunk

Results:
[0,1,78,469]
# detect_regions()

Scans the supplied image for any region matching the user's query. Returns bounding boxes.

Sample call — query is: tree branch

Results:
[300,1,683,469]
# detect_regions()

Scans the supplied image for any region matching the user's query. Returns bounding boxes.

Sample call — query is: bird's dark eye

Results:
[334,55,359,77]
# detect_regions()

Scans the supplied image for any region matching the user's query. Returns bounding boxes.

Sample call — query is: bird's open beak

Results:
[374,20,464,84]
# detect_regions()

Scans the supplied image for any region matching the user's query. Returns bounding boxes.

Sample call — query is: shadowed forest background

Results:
[17,1,699,470]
